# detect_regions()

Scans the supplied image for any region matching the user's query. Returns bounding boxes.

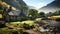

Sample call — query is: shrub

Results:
[23,23,34,29]
[56,18,60,21]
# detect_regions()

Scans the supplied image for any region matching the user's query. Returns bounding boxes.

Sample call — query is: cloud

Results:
[27,2,48,9]
[26,2,49,9]
[36,2,48,9]
[23,0,53,9]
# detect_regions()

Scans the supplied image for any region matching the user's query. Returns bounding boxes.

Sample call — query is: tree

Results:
[28,9,38,19]
[19,4,28,17]
[39,12,45,18]
[54,10,60,15]
[19,4,28,21]
[46,12,53,17]
[0,2,4,10]
[47,10,60,16]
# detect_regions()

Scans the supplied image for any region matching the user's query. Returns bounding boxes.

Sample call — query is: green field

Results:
[0,14,2,18]
[10,20,34,26]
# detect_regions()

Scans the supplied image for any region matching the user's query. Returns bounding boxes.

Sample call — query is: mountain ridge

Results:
[39,0,60,13]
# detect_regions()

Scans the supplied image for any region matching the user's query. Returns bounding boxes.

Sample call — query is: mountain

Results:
[1,0,28,16]
[2,0,27,9]
[39,0,60,13]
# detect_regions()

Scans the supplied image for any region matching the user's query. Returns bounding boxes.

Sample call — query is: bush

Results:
[0,22,6,28]
[19,17,28,22]
[22,32,29,34]
[23,23,34,29]
[0,5,3,10]
[0,28,18,34]
[56,18,60,21]
[12,31,18,34]
[0,30,12,34]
